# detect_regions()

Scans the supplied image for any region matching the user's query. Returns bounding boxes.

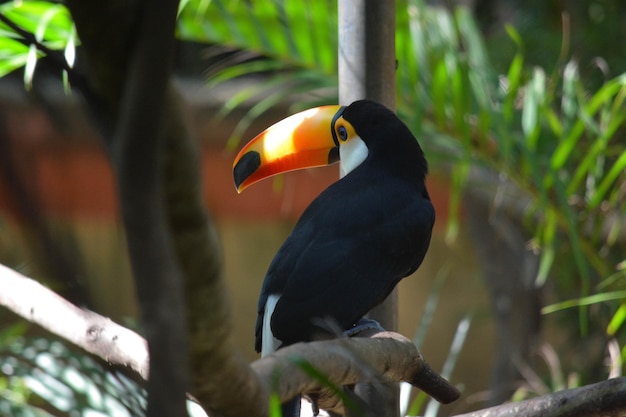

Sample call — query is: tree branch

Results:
[160,86,268,417]
[453,377,626,417]
[63,1,189,415]
[0,263,149,378]
[253,332,459,415]
[109,2,189,416]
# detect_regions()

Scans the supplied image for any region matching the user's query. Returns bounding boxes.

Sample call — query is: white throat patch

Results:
[339,136,368,178]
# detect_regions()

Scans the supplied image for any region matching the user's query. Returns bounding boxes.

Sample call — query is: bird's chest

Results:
[313,175,412,232]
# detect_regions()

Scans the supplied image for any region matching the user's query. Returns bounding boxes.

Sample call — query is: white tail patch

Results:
[261,294,282,357]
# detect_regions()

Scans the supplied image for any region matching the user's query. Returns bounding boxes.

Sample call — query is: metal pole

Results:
[338,1,399,416]
[338,0,396,110]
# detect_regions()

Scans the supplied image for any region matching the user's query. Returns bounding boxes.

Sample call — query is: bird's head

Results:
[232,100,426,193]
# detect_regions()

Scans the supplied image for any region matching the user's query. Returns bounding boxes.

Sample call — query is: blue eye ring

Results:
[338,126,348,141]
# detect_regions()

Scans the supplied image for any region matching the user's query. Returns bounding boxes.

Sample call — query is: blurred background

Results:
[0,0,625,415]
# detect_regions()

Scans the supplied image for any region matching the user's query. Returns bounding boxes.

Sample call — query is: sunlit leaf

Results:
[521,67,546,149]
[23,43,37,89]
[535,208,557,286]
[607,303,626,337]
[503,53,523,123]
[0,37,29,78]
[290,356,362,415]
[560,61,578,123]
[543,291,626,315]
[268,392,282,417]
[432,57,448,127]
[505,24,523,49]
[589,151,626,209]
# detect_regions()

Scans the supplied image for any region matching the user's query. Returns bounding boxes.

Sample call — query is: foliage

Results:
[0,333,145,416]
[177,0,338,150]
[0,1,75,88]
[396,3,626,341]
[0,330,212,417]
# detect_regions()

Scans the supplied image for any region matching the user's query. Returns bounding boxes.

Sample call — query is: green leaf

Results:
[560,61,578,122]
[451,63,469,138]
[432,57,449,128]
[542,291,626,315]
[23,43,38,89]
[505,24,523,49]
[445,161,468,244]
[0,1,74,45]
[406,390,428,416]
[567,110,626,197]
[503,53,523,123]
[521,67,546,149]
[551,74,626,171]
[535,208,557,287]
[290,356,362,415]
[607,303,626,336]
[589,150,626,208]
[0,1,76,87]
[268,392,283,417]
[597,262,626,290]
[0,37,29,78]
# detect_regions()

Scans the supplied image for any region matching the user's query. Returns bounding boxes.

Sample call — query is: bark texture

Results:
[454,377,626,417]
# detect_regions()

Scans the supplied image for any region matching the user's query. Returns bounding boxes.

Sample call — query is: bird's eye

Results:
[337,126,348,141]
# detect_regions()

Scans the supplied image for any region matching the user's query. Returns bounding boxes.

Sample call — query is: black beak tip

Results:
[328,147,340,165]
[233,151,261,190]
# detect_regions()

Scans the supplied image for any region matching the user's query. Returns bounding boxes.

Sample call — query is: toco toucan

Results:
[233,100,435,414]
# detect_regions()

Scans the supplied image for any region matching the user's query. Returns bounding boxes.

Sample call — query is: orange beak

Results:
[233,105,345,193]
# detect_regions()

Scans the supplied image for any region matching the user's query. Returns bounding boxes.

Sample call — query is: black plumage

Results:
[255,100,435,352]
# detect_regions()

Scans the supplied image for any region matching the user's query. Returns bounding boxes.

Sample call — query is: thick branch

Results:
[453,377,626,417]
[61,2,266,415]
[0,263,149,378]
[252,332,460,415]
[65,1,189,416]
[160,87,267,417]
[110,2,188,416]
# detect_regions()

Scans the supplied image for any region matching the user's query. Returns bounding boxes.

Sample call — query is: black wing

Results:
[255,173,434,351]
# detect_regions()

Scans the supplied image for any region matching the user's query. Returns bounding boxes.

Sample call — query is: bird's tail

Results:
[281,396,301,417]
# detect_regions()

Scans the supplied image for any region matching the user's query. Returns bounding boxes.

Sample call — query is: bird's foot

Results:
[343,317,385,337]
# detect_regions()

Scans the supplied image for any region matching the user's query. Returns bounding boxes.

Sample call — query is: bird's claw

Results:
[343,318,385,337]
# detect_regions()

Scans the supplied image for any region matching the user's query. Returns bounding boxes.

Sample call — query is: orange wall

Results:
[0,141,451,227]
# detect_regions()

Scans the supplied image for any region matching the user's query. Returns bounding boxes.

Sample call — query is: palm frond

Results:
[0,1,76,83]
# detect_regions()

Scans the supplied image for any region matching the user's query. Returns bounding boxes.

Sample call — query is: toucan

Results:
[233,99,434,414]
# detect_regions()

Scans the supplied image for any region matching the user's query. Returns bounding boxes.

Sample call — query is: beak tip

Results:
[233,151,261,194]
